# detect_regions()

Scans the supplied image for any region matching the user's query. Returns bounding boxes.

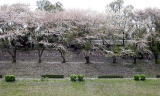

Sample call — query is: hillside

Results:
[0,60,160,77]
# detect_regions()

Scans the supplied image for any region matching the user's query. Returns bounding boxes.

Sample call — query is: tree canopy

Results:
[0,0,160,64]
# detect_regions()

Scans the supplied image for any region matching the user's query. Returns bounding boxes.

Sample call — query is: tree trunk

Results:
[12,56,16,63]
[85,56,90,64]
[38,50,42,63]
[12,48,17,63]
[7,48,17,63]
[59,50,66,63]
[38,56,42,63]
[62,56,66,63]
[38,48,45,63]
[122,31,125,46]
[112,56,117,63]
[133,56,137,64]
[154,53,159,64]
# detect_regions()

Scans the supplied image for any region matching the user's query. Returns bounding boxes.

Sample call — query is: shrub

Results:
[41,77,48,81]
[156,75,160,78]
[134,74,146,81]
[5,75,16,82]
[70,74,85,82]
[70,74,77,82]
[140,74,146,81]
[156,59,160,64]
[41,75,64,78]
[98,75,123,78]
[134,75,140,81]
[77,75,84,81]
[0,75,2,78]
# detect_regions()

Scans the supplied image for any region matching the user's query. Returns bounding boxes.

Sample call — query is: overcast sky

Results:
[0,0,160,13]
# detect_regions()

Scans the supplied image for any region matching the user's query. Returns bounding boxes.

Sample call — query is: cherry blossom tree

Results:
[59,10,103,64]
[136,8,160,64]
[0,4,31,63]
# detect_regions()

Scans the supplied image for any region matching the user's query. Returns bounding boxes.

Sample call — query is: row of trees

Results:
[0,0,160,64]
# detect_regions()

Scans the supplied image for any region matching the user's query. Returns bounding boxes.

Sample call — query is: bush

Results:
[70,74,77,82]
[134,75,140,81]
[140,74,146,81]
[0,75,2,78]
[41,75,64,78]
[156,59,160,64]
[5,75,16,82]
[70,74,85,82]
[77,75,84,81]
[134,74,146,81]
[156,75,160,78]
[41,77,48,81]
[98,75,123,78]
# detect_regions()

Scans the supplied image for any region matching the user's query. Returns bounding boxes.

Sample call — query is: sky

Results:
[0,0,160,13]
